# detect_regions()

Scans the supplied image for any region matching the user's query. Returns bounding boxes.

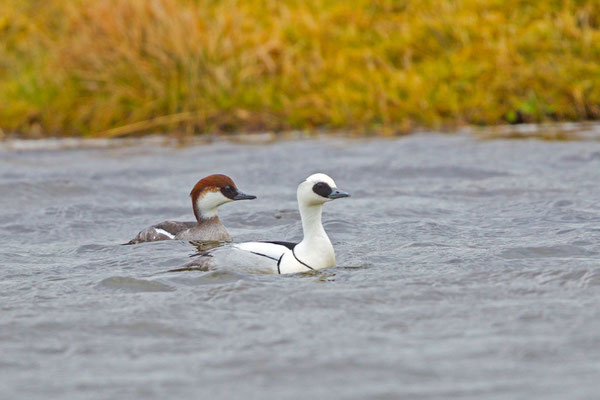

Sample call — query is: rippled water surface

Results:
[1,134,599,399]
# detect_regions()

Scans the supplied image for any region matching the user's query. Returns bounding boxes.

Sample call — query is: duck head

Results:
[297,173,350,207]
[190,174,256,221]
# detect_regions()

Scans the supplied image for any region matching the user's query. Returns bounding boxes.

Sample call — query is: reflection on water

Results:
[1,134,599,399]
[97,276,175,292]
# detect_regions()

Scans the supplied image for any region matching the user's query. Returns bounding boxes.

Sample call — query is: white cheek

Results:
[298,187,329,205]
[319,193,332,203]
[311,191,329,203]
[196,191,231,217]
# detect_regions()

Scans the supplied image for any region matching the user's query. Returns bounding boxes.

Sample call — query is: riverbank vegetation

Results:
[1,0,599,137]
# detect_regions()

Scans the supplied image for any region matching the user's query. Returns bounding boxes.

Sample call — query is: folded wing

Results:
[234,241,297,261]
[125,221,197,244]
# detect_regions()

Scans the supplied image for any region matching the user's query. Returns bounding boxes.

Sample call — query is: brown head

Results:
[190,174,256,221]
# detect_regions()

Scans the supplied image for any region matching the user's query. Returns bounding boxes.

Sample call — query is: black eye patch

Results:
[221,185,237,199]
[312,182,332,198]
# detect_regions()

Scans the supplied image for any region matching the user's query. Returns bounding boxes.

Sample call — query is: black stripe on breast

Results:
[276,253,284,274]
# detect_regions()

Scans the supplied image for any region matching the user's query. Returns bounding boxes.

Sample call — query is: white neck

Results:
[294,202,335,269]
[199,207,218,219]
[299,203,327,241]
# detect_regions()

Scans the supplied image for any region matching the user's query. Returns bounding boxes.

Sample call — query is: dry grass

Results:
[1,0,599,137]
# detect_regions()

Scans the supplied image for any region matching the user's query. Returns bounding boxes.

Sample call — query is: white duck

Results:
[231,173,350,274]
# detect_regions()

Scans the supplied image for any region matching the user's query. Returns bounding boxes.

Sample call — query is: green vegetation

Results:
[1,0,599,137]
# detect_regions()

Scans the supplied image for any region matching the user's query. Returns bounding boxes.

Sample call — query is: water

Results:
[1,134,599,399]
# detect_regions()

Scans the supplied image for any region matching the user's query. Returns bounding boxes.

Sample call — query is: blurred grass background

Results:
[1,0,599,137]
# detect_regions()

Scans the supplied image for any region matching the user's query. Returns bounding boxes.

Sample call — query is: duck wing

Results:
[125,221,197,244]
[234,241,297,261]
[260,241,296,250]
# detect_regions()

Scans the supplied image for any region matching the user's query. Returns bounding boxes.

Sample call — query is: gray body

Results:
[126,218,231,244]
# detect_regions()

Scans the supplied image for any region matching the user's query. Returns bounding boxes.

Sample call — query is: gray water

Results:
[1,134,599,399]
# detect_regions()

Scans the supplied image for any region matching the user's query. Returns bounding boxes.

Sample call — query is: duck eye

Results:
[312,182,332,198]
[221,185,237,199]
